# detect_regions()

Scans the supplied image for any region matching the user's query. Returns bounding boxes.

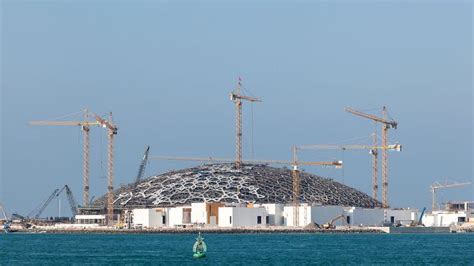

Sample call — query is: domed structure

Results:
[93,163,382,208]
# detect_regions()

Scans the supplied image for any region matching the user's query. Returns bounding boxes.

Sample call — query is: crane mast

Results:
[345,107,398,208]
[292,146,301,227]
[95,112,118,226]
[371,133,378,200]
[82,110,90,208]
[230,78,261,169]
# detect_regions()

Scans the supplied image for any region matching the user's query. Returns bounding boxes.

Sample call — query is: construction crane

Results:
[134,146,150,186]
[430,181,472,211]
[61,185,78,217]
[345,107,398,208]
[29,185,79,219]
[29,109,100,207]
[30,188,60,219]
[94,112,118,225]
[150,155,342,167]
[290,147,343,227]
[230,78,261,169]
[0,203,8,221]
[295,142,402,201]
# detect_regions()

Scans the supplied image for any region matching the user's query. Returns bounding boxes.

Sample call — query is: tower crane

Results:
[230,78,261,169]
[94,112,118,225]
[134,146,150,187]
[430,181,471,211]
[29,109,100,207]
[150,155,342,167]
[345,107,398,208]
[295,142,402,201]
[291,146,343,227]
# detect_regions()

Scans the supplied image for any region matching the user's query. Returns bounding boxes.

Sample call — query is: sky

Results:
[1,0,472,218]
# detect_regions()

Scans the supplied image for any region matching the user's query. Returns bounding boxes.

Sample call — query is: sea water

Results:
[1,233,473,264]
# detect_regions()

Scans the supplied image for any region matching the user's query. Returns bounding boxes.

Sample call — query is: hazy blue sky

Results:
[1,1,472,217]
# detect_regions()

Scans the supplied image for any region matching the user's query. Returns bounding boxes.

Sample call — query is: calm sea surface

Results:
[1,233,473,265]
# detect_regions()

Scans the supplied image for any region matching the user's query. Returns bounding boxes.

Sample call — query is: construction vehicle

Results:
[345,107,398,208]
[28,185,79,220]
[134,146,150,187]
[319,214,347,229]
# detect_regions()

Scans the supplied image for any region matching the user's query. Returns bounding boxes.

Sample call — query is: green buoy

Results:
[193,232,207,258]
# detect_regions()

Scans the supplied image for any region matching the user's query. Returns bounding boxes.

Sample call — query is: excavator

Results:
[321,214,347,229]
[309,214,347,230]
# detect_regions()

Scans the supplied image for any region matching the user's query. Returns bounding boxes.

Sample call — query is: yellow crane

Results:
[151,155,342,167]
[430,181,471,211]
[29,109,100,207]
[345,107,398,208]
[94,112,118,226]
[290,146,343,227]
[230,78,261,169]
[295,142,402,201]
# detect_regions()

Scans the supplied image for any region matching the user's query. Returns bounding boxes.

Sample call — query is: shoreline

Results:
[15,227,385,234]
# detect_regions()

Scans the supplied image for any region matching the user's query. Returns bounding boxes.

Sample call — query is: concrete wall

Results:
[168,206,192,227]
[284,205,346,227]
[218,207,267,227]
[422,211,468,227]
[283,205,312,227]
[191,203,207,224]
[255,204,284,225]
[385,209,418,225]
[218,207,233,227]
[132,208,164,228]
[345,207,384,226]
[311,206,346,226]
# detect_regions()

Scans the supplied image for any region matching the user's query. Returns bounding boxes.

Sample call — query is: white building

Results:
[132,208,166,228]
[218,206,267,227]
[284,205,346,227]
[75,214,106,225]
[190,202,224,226]
[168,206,192,227]
[422,211,469,227]
[283,204,418,227]
[385,209,419,226]
[254,204,284,225]
[345,207,384,226]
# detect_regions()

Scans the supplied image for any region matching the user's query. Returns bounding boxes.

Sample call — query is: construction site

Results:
[1,80,473,234]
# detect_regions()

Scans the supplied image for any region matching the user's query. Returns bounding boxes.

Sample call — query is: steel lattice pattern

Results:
[93,164,382,208]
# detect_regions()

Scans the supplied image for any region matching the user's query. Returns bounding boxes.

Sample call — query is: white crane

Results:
[430,181,472,211]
